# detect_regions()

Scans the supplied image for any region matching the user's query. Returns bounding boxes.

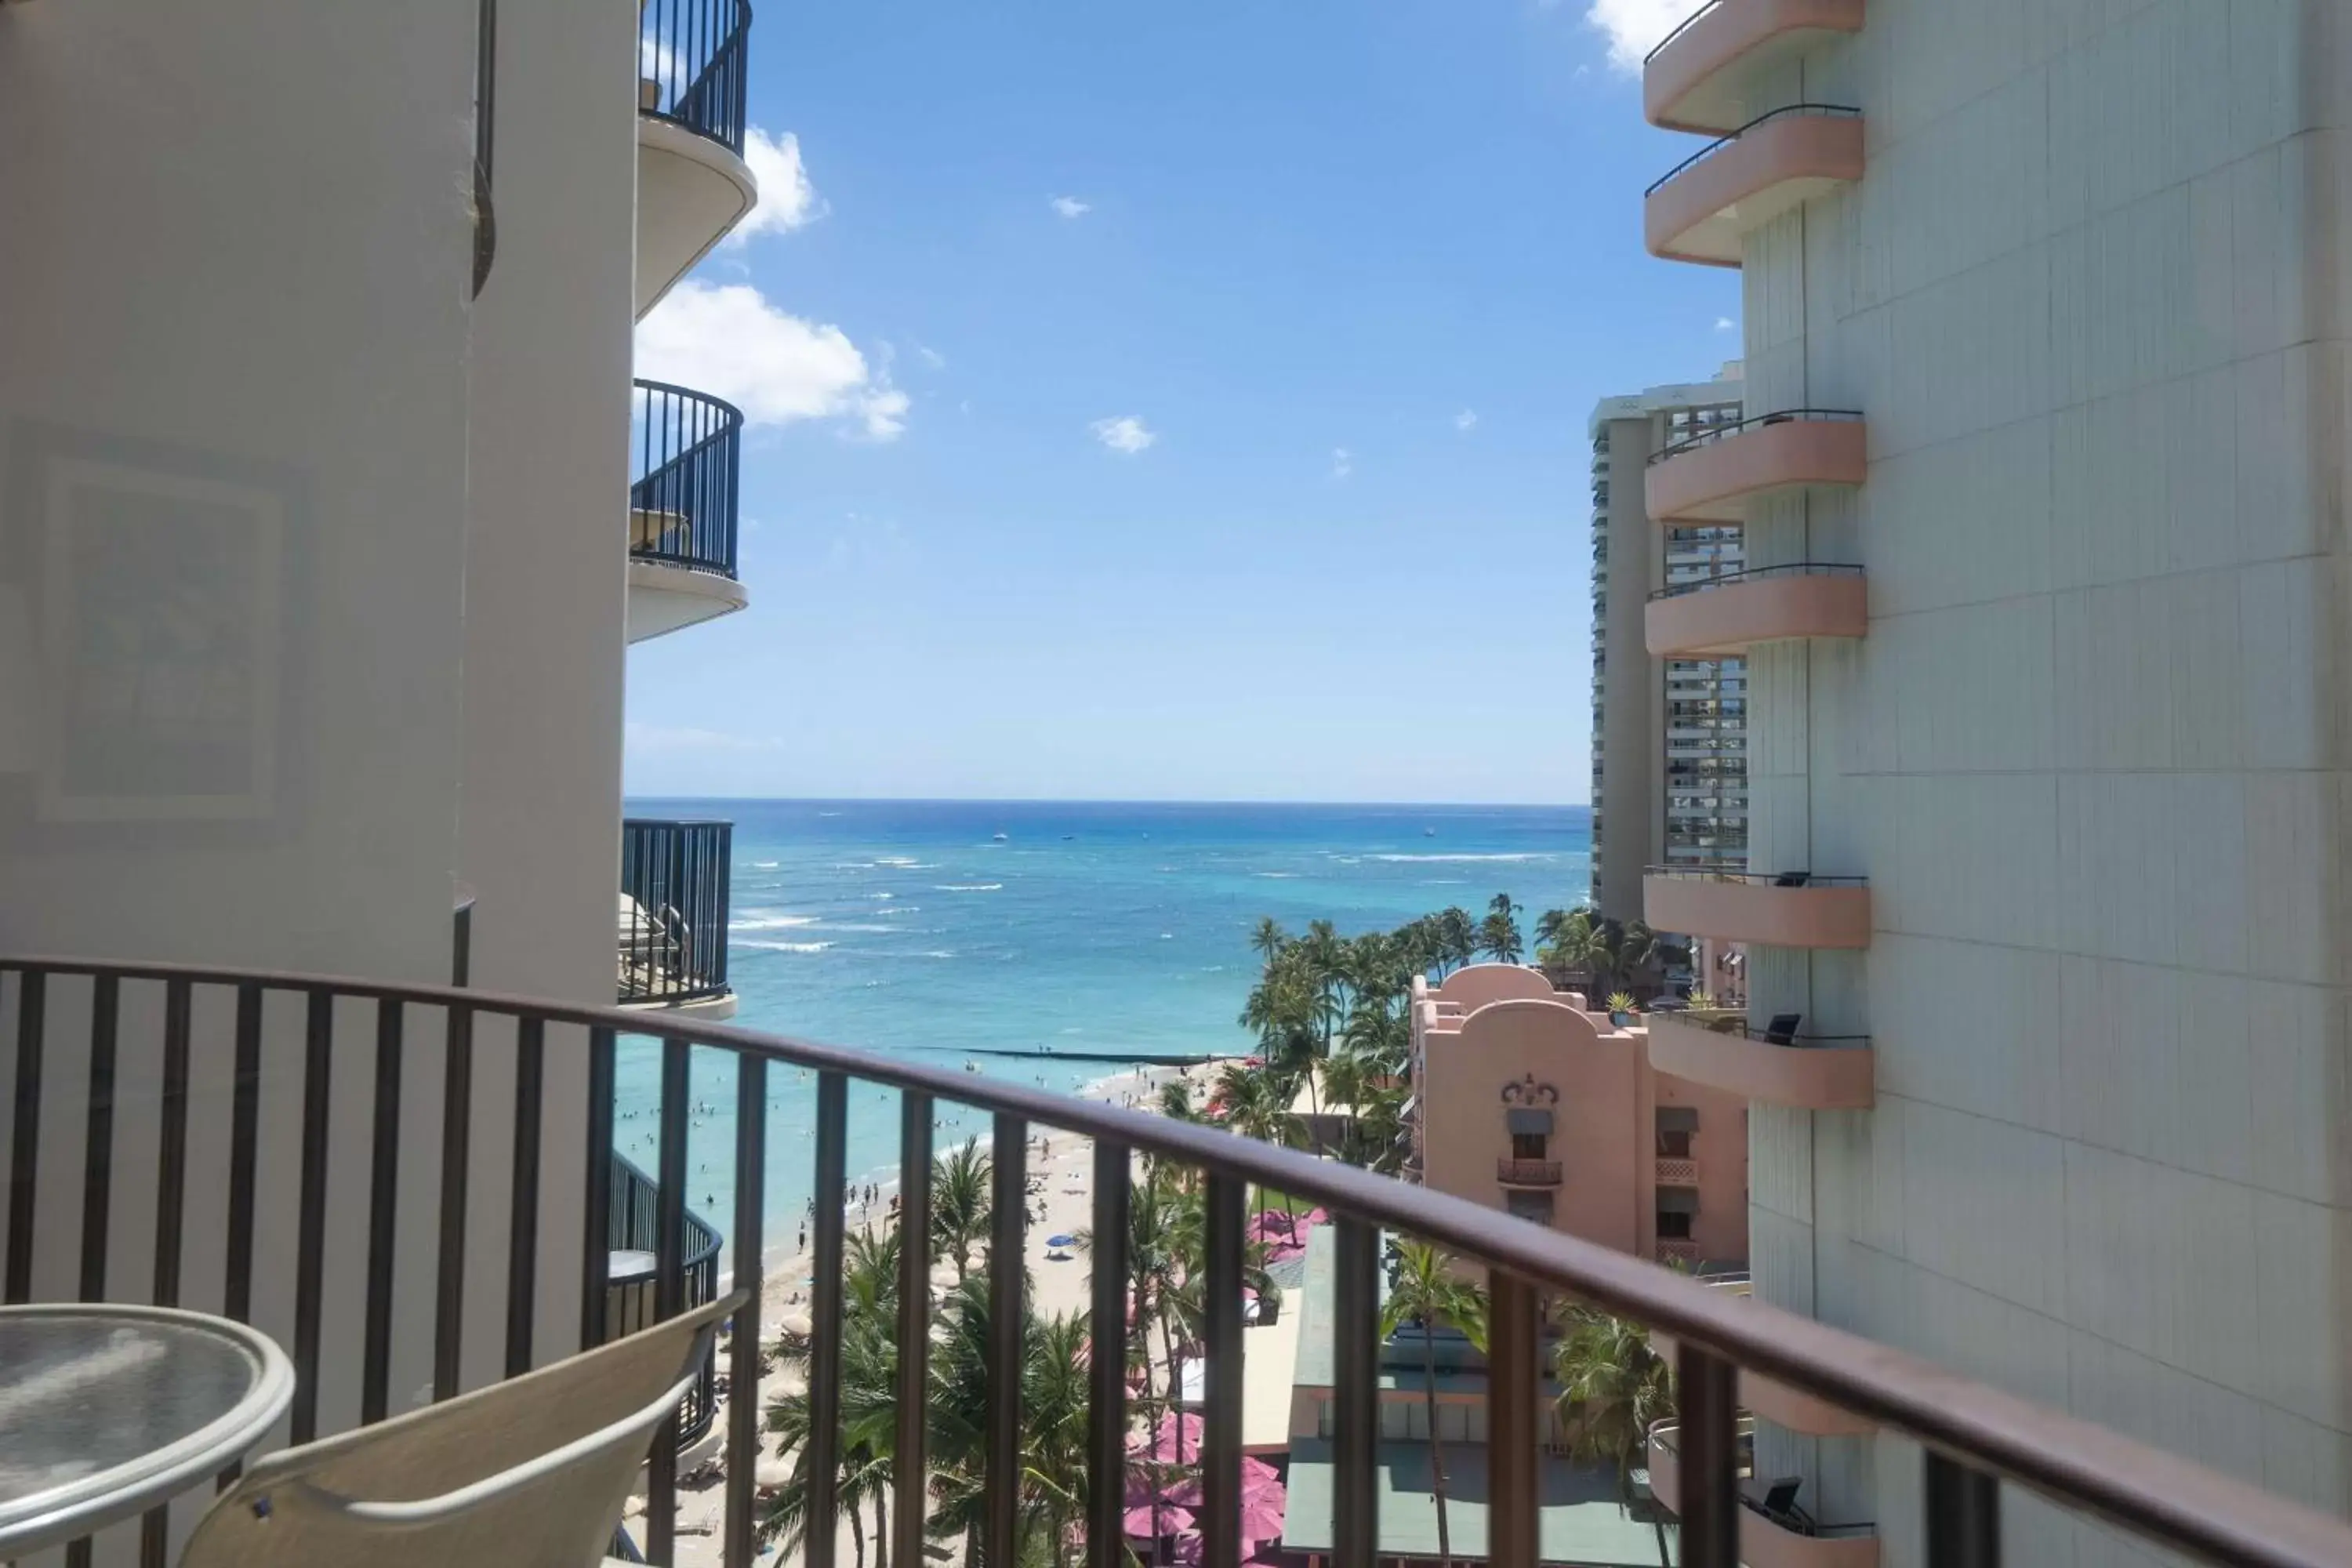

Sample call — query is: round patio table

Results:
[0,1303,294,1558]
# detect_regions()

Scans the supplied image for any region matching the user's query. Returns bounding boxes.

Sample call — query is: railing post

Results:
[1330,1216,1379,1568]
[724,1053,767,1568]
[1925,1451,2001,1568]
[804,1072,849,1568]
[895,1092,934,1568]
[985,1112,1026,1568]
[1085,1138,1130,1568]
[1675,1341,1739,1568]
[1202,1172,1244,1568]
[1485,1271,1538,1568]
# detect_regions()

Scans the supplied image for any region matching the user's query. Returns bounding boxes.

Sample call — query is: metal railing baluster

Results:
[1330,1216,1378,1568]
[723,1054,767,1568]
[1084,1138,1128,1568]
[984,1112,1025,1568]
[1486,1271,1538,1568]
[648,1036,691,1565]
[1202,1172,1244,1568]
[506,1014,545,1377]
[804,1071,849,1568]
[292,988,332,1441]
[1676,1341,1739,1568]
[364,998,405,1423]
[1926,1451,2002,1568]
[895,1092,934,1568]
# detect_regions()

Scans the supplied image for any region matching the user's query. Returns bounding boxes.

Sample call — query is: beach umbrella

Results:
[1046,1233,1077,1248]
[1240,1455,1280,1489]
[1237,1491,1287,1542]
[1127,1410,1204,1462]
[778,1309,814,1338]
[1122,1504,1193,1537]
[1167,1534,1205,1566]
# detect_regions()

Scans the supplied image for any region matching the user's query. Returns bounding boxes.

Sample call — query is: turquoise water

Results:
[613,799,1589,1267]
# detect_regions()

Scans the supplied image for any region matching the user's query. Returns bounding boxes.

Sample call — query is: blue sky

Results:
[626,0,1737,804]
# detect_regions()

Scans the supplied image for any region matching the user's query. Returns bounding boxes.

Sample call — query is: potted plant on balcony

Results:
[1606,991,1639,1028]
[1679,989,1745,1036]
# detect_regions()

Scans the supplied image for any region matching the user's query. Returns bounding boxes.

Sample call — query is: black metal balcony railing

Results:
[639,0,751,156]
[1649,406,1866,465]
[1648,561,1866,602]
[5,954,2352,1568]
[608,1150,723,1443]
[1644,0,1723,64]
[1644,103,1864,198]
[620,818,732,1006]
[630,380,743,582]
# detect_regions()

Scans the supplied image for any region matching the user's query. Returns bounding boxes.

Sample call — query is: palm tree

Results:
[1215,1062,1301,1152]
[1379,1241,1489,1568]
[1552,1302,1676,1508]
[1436,906,1479,975]
[1249,916,1288,964]
[1478,892,1524,964]
[764,1229,903,1566]
[931,1139,993,1284]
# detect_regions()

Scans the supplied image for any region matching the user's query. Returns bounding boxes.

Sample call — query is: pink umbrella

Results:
[1160,1456,1284,1507]
[1123,1504,1194,1537]
[1237,1490,1287,1543]
[1240,1455,1280,1488]
[1127,1410,1206,1462]
[1167,1535,1205,1566]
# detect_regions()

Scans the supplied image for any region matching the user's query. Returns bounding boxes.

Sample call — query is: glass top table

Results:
[0,1304,294,1558]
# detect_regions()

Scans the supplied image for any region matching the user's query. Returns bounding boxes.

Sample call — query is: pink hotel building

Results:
[1406,965,1749,1272]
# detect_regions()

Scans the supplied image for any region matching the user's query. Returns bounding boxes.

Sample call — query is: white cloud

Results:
[1051,196,1093,219]
[728,128,826,242]
[916,345,947,369]
[1330,447,1354,480]
[1091,416,1156,455]
[637,281,909,440]
[1584,0,1690,74]
[1715,316,1737,332]
[1454,408,1479,432]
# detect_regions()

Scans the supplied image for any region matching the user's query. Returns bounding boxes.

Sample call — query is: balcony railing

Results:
[631,379,743,582]
[608,1150,724,1443]
[1645,104,1865,267]
[1656,1155,1700,1185]
[1646,864,1873,949]
[1496,1158,1563,1188]
[5,953,2352,1568]
[1646,563,1867,657]
[620,818,733,1005]
[639,0,751,156]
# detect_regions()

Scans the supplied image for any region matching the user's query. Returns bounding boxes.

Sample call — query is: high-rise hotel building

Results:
[1588,370,1748,924]
[1627,0,2352,1556]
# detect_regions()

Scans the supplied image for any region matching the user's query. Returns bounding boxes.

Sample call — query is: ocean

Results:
[612,798,1591,1266]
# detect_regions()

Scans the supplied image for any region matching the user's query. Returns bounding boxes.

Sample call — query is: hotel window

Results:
[1656,1105,1698,1159]
[1505,1190,1555,1224]
[1657,1184,1700,1239]
[1509,1131,1548,1162]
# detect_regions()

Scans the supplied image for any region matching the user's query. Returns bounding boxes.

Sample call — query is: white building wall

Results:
[0,2,644,1559]
[456,0,638,1385]
[1735,0,2352,1554]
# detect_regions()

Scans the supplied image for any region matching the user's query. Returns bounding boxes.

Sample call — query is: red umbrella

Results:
[1123,1504,1194,1538]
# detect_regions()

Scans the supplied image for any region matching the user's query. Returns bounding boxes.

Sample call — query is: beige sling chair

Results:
[180,1292,742,1568]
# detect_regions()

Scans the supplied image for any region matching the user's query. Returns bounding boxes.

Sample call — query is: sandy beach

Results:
[638,1062,1209,1566]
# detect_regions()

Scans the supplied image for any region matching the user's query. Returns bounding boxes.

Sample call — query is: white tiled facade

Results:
[1678,0,2352,1554]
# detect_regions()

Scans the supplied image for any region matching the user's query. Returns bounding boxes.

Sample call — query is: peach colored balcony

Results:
[1649,1425,1880,1567]
[1646,105,1864,267]
[1646,410,1867,524]
[1655,1155,1699,1185]
[1497,1157,1563,1187]
[1644,0,1868,134]
[1646,1009,1875,1109]
[1643,866,1871,949]
[1646,564,1866,658]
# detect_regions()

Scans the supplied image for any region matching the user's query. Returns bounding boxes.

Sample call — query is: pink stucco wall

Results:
[1410,982,1748,1270]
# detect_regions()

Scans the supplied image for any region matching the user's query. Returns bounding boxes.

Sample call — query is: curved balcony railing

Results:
[1643,1,1868,134]
[5,953,2352,1568]
[1646,862,1873,948]
[1646,104,1865,267]
[630,379,742,582]
[608,1151,724,1443]
[1647,563,1867,657]
[1647,410,1867,525]
[620,817,733,1006]
[1646,1009,1876,1109]
[639,0,752,156]
[1645,104,1863,199]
